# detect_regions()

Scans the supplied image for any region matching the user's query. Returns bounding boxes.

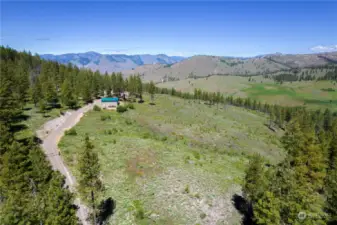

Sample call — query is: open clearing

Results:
[158,75,337,111]
[15,103,62,140]
[59,95,283,225]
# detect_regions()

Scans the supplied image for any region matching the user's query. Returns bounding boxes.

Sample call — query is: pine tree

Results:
[43,79,58,108]
[253,191,281,225]
[15,58,30,107]
[0,141,32,224]
[39,99,47,116]
[61,77,77,109]
[45,172,78,225]
[81,77,92,104]
[78,134,103,223]
[148,81,156,103]
[31,77,43,107]
[243,154,267,204]
[136,76,143,100]
[0,60,22,125]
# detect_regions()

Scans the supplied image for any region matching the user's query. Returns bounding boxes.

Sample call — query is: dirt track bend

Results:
[38,100,99,225]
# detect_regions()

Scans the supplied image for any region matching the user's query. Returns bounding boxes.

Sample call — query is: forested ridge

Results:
[1,46,336,224]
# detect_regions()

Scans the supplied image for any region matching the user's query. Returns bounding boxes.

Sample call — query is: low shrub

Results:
[65,128,77,136]
[161,136,168,142]
[193,151,201,160]
[104,129,112,135]
[125,119,133,125]
[131,200,145,220]
[100,115,111,121]
[93,105,102,111]
[126,103,135,109]
[199,212,206,219]
[183,184,190,194]
[321,88,335,92]
[117,105,128,113]
[142,132,151,139]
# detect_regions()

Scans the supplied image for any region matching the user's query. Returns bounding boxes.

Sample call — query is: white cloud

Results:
[310,45,337,52]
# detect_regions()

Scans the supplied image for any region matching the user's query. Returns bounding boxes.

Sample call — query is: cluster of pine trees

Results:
[1,48,79,224]
[261,65,337,82]
[244,109,337,224]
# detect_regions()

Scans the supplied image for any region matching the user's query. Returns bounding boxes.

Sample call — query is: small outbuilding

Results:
[101,97,119,110]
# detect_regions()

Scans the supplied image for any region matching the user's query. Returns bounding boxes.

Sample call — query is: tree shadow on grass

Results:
[97,197,116,225]
[232,194,253,225]
[13,113,30,123]
[23,106,32,111]
[9,124,28,133]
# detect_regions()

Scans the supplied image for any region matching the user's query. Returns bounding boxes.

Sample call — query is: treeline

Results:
[263,66,337,82]
[149,85,337,224]
[149,86,336,129]
[0,46,145,224]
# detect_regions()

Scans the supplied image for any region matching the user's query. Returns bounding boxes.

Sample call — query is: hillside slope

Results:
[123,52,337,82]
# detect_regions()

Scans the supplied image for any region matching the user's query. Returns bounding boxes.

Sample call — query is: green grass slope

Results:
[59,95,283,225]
[158,75,337,111]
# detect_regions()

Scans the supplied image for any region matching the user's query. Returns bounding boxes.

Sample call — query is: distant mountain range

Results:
[40,52,185,73]
[122,52,337,82]
[41,51,337,82]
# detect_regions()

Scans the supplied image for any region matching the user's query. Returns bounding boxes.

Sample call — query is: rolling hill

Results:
[122,52,337,82]
[40,52,185,73]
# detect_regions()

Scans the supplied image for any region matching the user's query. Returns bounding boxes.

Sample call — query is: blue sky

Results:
[1,1,336,57]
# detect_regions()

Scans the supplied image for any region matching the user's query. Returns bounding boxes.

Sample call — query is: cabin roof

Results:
[101,97,119,102]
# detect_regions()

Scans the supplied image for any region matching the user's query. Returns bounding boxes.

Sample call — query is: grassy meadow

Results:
[14,103,62,140]
[158,75,337,111]
[59,94,284,225]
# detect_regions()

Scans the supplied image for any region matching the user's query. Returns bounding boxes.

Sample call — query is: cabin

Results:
[101,97,119,110]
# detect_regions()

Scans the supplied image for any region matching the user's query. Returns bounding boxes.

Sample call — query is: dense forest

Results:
[1,46,336,224]
[0,46,144,224]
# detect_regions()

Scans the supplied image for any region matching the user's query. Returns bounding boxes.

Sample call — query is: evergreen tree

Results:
[43,79,58,107]
[45,172,78,225]
[39,99,47,116]
[31,77,43,107]
[0,60,22,124]
[253,191,281,225]
[61,77,77,109]
[243,154,267,204]
[148,81,156,103]
[0,142,32,224]
[14,58,30,107]
[78,134,103,223]
[136,75,143,100]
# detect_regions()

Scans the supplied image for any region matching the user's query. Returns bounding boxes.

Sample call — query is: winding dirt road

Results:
[38,101,99,225]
